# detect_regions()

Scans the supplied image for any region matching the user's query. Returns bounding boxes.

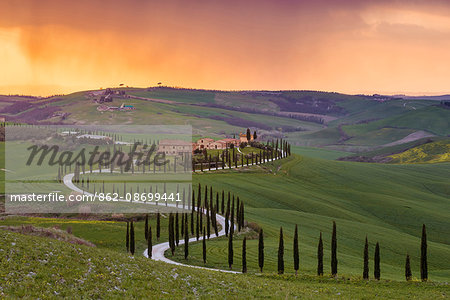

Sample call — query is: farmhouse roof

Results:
[217,138,239,143]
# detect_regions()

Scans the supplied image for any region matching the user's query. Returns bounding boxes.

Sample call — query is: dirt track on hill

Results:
[383,130,434,147]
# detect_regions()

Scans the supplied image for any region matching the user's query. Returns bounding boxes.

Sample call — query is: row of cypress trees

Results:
[125,185,246,260]
[361,224,428,281]
[224,221,428,281]
[126,211,428,281]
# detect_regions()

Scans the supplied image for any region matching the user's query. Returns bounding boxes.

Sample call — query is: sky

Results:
[1,0,450,96]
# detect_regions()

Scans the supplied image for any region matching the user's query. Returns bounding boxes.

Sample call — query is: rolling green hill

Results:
[1,87,449,296]
[388,139,450,164]
[1,229,449,298]
[172,155,450,281]
[339,137,450,163]
[342,106,450,138]
[1,87,448,152]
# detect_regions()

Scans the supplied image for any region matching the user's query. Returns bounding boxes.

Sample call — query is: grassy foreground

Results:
[1,230,448,298]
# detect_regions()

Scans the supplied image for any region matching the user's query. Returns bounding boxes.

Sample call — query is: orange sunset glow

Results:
[1,0,450,96]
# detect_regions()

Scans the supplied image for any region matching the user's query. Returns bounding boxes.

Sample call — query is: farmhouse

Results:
[239,132,253,143]
[194,137,239,150]
[215,138,239,149]
[197,138,214,149]
[158,139,193,156]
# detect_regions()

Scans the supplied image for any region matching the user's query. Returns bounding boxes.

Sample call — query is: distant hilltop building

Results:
[158,139,193,155]
[239,132,253,143]
[194,137,239,151]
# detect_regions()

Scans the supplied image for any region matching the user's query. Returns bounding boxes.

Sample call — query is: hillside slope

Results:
[1,230,449,298]
[185,155,450,281]
[388,139,450,164]
[1,87,448,151]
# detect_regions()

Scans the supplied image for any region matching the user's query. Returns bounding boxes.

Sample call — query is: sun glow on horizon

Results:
[1,1,450,96]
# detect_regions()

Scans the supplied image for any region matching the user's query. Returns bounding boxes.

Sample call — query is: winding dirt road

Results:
[63,172,238,274]
[63,152,285,273]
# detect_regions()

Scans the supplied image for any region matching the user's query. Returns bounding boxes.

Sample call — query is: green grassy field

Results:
[388,139,450,164]
[174,155,450,281]
[291,145,352,160]
[1,230,448,298]
[2,87,448,151]
[339,137,450,163]
[1,88,450,297]
[342,106,450,138]
[2,153,449,283]
[0,215,170,255]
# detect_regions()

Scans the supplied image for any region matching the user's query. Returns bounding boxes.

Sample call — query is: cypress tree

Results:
[363,236,369,280]
[181,213,184,237]
[331,221,338,276]
[212,206,218,237]
[236,197,240,231]
[204,185,208,209]
[147,226,152,259]
[258,228,264,272]
[210,197,214,221]
[169,213,175,255]
[221,190,225,214]
[278,227,284,274]
[199,205,203,231]
[374,242,380,280]
[130,221,135,255]
[317,232,323,276]
[240,201,245,229]
[210,197,215,229]
[242,237,247,273]
[405,254,412,281]
[175,212,179,246]
[191,191,195,235]
[293,224,299,275]
[144,214,149,240]
[126,221,129,253]
[206,201,211,239]
[196,211,200,240]
[197,183,201,208]
[228,231,233,269]
[216,192,219,218]
[227,192,230,216]
[230,196,235,235]
[225,205,229,237]
[202,228,206,264]
[184,218,189,260]
[420,224,428,281]
[156,212,161,241]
